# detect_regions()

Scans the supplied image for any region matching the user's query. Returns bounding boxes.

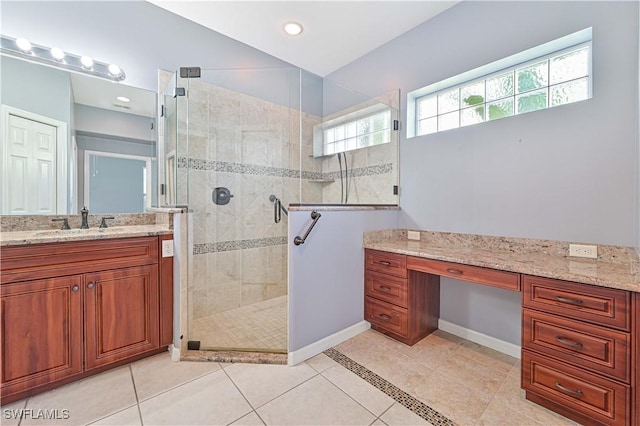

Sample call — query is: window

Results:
[313,104,392,157]
[408,28,592,137]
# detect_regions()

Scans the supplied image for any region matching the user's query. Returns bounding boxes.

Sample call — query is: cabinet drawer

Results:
[523,309,630,382]
[407,257,520,291]
[365,296,408,337]
[1,237,159,284]
[523,276,631,331]
[522,351,629,426]
[365,250,407,278]
[365,270,408,308]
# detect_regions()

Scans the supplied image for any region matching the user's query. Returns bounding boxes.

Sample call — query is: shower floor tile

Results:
[190,295,287,352]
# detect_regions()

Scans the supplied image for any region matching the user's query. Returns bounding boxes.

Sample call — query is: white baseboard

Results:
[438,319,521,359]
[169,344,181,362]
[288,321,370,366]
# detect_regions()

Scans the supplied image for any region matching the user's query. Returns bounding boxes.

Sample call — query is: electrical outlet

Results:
[162,240,174,258]
[569,243,597,259]
[407,231,421,241]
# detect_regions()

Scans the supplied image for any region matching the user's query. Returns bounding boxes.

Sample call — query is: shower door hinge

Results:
[393,185,399,195]
[174,87,186,97]
[160,183,166,195]
[393,120,399,131]
[160,105,165,117]
[180,67,201,78]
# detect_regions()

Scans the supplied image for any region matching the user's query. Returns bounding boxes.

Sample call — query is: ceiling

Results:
[147,1,460,77]
[70,73,156,118]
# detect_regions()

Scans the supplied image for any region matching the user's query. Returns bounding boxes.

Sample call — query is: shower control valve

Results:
[212,187,234,205]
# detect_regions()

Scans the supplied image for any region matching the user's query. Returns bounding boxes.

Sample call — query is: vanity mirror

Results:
[0,54,157,215]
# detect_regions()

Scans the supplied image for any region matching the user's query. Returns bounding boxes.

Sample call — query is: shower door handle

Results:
[274,199,281,223]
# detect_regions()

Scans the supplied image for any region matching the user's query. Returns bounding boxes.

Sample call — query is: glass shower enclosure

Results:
[168,67,303,353]
[162,67,400,355]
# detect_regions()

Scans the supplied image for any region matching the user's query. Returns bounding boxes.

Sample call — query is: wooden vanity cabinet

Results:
[0,236,172,404]
[364,249,440,345]
[522,276,632,426]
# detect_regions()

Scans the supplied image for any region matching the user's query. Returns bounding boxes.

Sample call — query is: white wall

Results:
[328,1,639,344]
[288,209,399,353]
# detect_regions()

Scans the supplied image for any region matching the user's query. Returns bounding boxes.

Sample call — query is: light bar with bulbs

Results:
[0,35,125,82]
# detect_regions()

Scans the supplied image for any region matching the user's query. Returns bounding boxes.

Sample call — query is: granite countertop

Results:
[0,225,173,247]
[364,230,640,293]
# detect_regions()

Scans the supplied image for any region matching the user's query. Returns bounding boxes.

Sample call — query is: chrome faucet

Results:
[80,206,89,229]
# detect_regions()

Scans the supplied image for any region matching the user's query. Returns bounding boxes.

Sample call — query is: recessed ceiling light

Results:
[116,96,130,103]
[283,22,303,36]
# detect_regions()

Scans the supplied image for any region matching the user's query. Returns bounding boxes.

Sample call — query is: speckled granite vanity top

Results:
[364,229,640,292]
[0,212,174,246]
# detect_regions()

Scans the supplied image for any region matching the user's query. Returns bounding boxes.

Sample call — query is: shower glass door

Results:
[182,68,302,353]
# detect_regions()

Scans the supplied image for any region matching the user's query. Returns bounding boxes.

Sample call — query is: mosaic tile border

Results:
[323,348,457,426]
[177,157,392,181]
[194,236,287,255]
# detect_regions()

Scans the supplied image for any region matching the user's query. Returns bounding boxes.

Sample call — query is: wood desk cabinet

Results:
[364,249,439,345]
[363,248,638,426]
[0,236,173,404]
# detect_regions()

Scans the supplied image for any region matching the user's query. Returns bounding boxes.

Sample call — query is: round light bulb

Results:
[16,37,32,52]
[283,22,303,36]
[80,55,94,68]
[108,64,121,76]
[50,47,65,61]
[116,96,130,103]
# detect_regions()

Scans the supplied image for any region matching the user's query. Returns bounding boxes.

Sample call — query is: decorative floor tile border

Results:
[194,236,287,255]
[323,348,457,426]
[177,156,392,181]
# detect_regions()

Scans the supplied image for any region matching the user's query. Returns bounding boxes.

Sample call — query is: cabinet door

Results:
[1,276,83,398]
[84,265,159,370]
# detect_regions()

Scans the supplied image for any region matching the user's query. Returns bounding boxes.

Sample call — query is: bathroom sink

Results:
[32,227,122,237]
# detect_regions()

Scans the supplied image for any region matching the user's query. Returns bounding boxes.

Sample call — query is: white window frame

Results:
[407,27,593,138]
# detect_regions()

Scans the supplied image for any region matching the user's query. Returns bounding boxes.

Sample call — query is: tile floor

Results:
[1,329,579,426]
[190,296,287,352]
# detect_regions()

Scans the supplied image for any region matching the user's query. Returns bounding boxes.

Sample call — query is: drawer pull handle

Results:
[71,285,79,292]
[377,261,392,266]
[555,336,583,349]
[378,314,392,321]
[378,286,391,292]
[554,296,584,306]
[87,282,95,289]
[446,268,463,275]
[555,382,583,397]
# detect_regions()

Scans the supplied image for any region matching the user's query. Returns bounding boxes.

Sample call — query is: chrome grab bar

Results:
[269,195,288,224]
[294,211,321,246]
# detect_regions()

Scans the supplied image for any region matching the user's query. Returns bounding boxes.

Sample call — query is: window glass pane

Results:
[460,81,485,109]
[551,77,589,106]
[383,111,391,129]
[372,131,387,145]
[417,117,437,135]
[418,96,437,119]
[438,111,459,131]
[325,143,336,155]
[487,98,514,120]
[550,46,589,85]
[357,119,370,136]
[357,134,370,148]
[516,88,547,114]
[438,89,459,114]
[345,122,357,138]
[324,128,334,143]
[346,137,357,151]
[334,140,345,153]
[372,114,385,132]
[486,71,514,101]
[517,60,548,94]
[460,106,485,127]
[334,126,345,141]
